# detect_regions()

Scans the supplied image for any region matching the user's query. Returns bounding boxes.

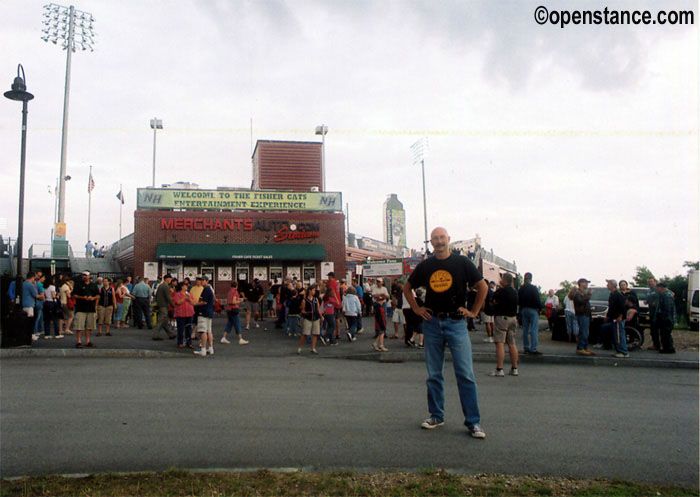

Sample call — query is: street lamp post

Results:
[411,137,430,254]
[315,124,328,191]
[150,118,163,187]
[4,64,34,303]
[42,3,95,238]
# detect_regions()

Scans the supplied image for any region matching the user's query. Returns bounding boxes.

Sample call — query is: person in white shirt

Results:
[563,288,579,343]
[544,290,560,331]
[43,275,63,339]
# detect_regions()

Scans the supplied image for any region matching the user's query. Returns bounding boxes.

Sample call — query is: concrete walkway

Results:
[2,315,697,369]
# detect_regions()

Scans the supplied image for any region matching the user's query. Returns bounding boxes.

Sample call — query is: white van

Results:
[688,270,698,330]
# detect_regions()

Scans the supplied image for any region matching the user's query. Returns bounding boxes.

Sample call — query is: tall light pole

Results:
[315,124,328,191]
[42,3,95,238]
[4,64,34,301]
[411,137,429,254]
[150,118,163,187]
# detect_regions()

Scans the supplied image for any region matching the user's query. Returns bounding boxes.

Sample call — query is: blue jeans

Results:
[176,316,193,346]
[43,301,60,336]
[34,300,44,333]
[423,317,480,428]
[323,314,336,344]
[575,315,590,350]
[564,310,578,337]
[225,310,242,336]
[286,314,299,335]
[602,320,628,355]
[521,307,539,352]
[346,315,358,338]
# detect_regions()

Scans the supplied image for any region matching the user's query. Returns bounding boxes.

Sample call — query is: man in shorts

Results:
[488,273,519,377]
[194,277,215,356]
[391,279,406,339]
[481,281,496,343]
[243,278,263,330]
[72,271,99,348]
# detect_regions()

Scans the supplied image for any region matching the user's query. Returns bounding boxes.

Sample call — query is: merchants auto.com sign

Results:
[160,218,320,243]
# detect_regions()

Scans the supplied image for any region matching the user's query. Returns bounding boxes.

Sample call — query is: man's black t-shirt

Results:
[73,280,98,313]
[407,254,483,313]
[246,283,262,303]
[492,286,518,317]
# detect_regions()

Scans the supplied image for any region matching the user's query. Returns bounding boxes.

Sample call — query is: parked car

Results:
[552,285,648,349]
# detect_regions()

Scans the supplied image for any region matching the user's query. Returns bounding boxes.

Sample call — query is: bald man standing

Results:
[404,227,488,439]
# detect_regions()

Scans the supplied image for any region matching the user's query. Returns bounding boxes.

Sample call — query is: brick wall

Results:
[134,210,346,297]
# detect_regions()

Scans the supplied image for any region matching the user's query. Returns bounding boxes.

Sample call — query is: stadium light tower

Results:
[150,118,163,187]
[42,3,96,235]
[411,136,429,254]
[315,124,328,191]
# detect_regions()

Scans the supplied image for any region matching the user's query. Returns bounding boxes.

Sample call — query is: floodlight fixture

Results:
[41,3,96,229]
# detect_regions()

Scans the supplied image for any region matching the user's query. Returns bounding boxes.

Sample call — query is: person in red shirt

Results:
[172,282,195,348]
[326,272,342,339]
[222,282,248,345]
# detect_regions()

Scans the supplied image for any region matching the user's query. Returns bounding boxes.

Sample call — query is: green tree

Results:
[660,274,688,325]
[683,261,699,270]
[632,266,656,287]
[555,280,576,305]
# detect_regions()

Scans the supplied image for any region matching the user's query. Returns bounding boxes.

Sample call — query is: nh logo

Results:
[143,193,162,204]
[320,195,336,207]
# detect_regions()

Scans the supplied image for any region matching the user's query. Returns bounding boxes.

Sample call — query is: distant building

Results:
[252,140,322,191]
[382,194,406,248]
[450,234,517,283]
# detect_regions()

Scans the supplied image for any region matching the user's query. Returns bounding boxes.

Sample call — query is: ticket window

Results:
[201,265,215,286]
[236,264,250,289]
[270,266,283,285]
[303,264,316,286]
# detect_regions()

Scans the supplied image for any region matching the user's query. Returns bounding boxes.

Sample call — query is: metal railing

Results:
[28,244,52,259]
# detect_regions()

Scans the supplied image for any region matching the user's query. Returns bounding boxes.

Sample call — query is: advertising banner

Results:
[361,259,403,277]
[138,188,342,212]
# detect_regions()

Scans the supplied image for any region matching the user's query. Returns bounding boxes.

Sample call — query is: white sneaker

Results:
[55,335,65,339]
[194,349,206,357]
[483,337,494,343]
[469,424,486,439]
[488,369,505,377]
[254,322,260,328]
[32,334,39,341]
[207,347,214,355]
[220,337,231,344]
[238,338,249,345]
[44,335,54,340]
[245,324,250,330]
[509,368,519,376]
[297,347,302,355]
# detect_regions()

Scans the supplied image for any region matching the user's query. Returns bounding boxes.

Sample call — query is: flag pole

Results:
[87,165,92,245]
[119,183,123,240]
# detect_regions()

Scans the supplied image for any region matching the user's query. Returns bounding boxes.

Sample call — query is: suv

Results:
[552,285,649,349]
[589,286,650,326]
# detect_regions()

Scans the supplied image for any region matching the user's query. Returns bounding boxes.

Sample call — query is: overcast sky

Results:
[1,0,698,290]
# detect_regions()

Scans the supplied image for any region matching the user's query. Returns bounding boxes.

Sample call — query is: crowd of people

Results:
[9,266,679,361]
[7,225,682,441]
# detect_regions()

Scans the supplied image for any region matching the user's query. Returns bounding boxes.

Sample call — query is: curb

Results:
[1,348,696,369]
[331,351,699,369]
[0,349,185,359]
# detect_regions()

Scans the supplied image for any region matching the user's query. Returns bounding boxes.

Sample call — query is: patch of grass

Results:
[1,470,698,497]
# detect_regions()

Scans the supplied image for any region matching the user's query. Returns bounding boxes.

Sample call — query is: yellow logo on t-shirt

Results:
[429,270,453,293]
